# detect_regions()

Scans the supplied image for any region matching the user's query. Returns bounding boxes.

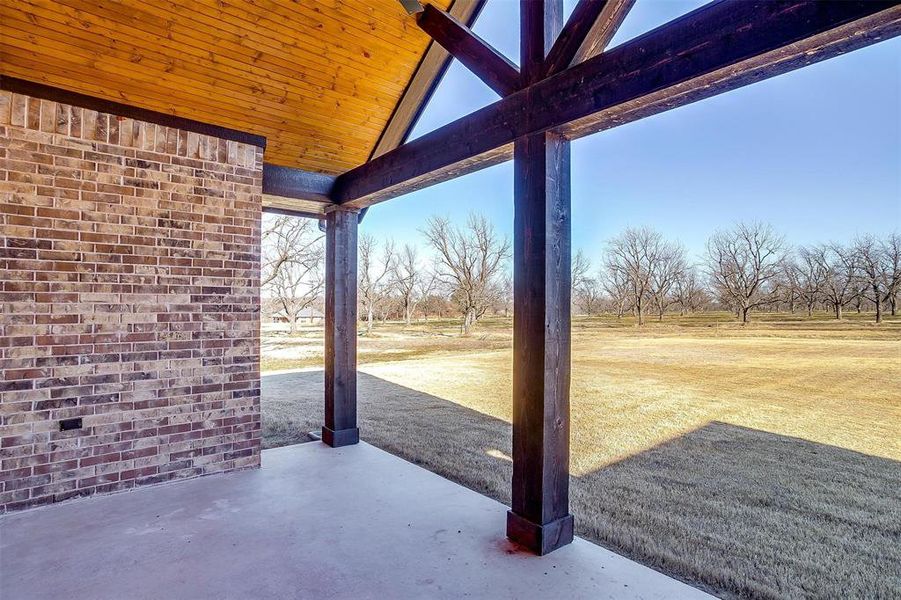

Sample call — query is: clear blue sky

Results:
[362,0,901,263]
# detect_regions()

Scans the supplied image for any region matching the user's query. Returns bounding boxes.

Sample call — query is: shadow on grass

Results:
[262,371,901,600]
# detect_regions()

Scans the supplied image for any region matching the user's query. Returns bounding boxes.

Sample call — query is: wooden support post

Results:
[506,0,574,556]
[323,208,360,447]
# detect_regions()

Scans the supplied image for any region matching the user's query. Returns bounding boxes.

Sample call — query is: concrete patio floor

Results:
[1,442,711,599]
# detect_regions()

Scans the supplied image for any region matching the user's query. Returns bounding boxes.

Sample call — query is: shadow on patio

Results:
[263,370,901,599]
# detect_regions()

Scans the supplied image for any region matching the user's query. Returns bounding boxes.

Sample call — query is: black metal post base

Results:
[506,510,574,556]
[321,426,359,448]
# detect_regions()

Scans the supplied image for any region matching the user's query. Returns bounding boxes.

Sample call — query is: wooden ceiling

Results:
[0,0,456,174]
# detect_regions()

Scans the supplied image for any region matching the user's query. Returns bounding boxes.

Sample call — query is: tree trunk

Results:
[366,304,374,334]
[834,302,842,320]
[742,306,750,323]
[891,295,897,316]
[461,308,476,335]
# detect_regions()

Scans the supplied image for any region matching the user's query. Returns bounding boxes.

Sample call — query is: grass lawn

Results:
[261,312,901,599]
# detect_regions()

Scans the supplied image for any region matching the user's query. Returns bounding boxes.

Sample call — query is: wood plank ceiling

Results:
[0,0,453,173]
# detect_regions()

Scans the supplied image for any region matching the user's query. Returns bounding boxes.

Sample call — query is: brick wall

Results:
[0,91,262,512]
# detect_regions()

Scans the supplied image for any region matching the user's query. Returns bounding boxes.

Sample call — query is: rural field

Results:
[261,313,901,599]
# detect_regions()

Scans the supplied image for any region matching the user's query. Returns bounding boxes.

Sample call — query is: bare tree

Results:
[604,229,651,325]
[601,263,632,318]
[604,227,681,325]
[419,291,452,321]
[498,272,514,317]
[852,233,901,323]
[853,235,885,322]
[359,234,394,334]
[261,215,325,332]
[649,242,687,321]
[261,215,323,288]
[422,214,510,335]
[791,246,827,317]
[777,256,802,314]
[853,288,867,314]
[817,243,856,320]
[706,222,786,323]
[674,266,708,315]
[391,244,421,326]
[272,257,324,333]
[571,249,603,316]
[414,268,439,321]
[882,233,901,316]
[577,276,605,316]
[571,249,592,292]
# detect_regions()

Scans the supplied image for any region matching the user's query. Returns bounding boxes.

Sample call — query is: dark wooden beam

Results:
[416,4,520,96]
[263,196,330,217]
[543,0,636,77]
[0,76,267,148]
[333,1,901,208]
[506,0,574,557]
[262,206,327,221]
[323,209,359,448]
[262,164,336,203]
[370,0,487,159]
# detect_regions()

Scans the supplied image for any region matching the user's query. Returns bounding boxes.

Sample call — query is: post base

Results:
[321,426,359,447]
[506,511,574,555]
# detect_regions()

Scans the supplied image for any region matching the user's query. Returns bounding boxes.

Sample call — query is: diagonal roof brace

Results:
[543,0,636,77]
[413,4,521,97]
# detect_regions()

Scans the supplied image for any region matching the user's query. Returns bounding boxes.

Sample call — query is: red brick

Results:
[0,92,262,512]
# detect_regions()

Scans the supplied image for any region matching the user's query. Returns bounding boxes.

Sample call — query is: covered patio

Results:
[1,441,711,599]
[1,0,900,597]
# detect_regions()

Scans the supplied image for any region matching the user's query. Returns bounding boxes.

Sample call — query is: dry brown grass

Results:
[261,312,901,599]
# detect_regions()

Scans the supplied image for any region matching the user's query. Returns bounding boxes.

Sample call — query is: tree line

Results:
[261,213,900,333]
[582,223,899,324]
